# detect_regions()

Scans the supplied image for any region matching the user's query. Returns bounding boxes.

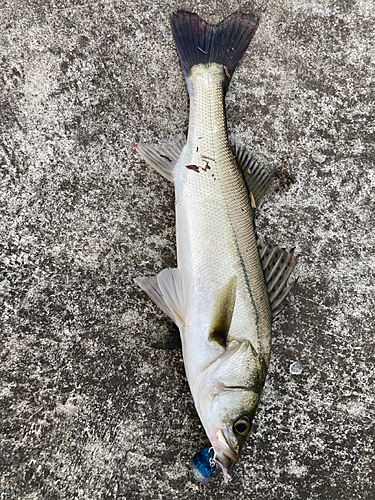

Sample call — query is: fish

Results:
[134,11,298,483]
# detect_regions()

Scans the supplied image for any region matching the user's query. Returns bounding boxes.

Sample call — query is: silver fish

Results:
[134,11,298,482]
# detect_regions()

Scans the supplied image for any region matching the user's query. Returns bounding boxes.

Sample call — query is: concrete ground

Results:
[1,0,374,499]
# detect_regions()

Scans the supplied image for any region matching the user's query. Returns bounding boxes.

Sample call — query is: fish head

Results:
[193,340,266,481]
[207,388,259,480]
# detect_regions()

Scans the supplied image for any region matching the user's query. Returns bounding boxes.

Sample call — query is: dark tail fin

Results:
[170,11,259,83]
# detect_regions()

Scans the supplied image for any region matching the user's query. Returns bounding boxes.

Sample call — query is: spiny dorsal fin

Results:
[134,133,186,182]
[157,268,189,328]
[209,276,237,348]
[229,135,275,206]
[257,238,299,320]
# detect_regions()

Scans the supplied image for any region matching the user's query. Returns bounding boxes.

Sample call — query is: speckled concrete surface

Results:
[1,1,374,499]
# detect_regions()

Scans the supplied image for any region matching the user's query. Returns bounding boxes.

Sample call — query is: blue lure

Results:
[191,447,216,484]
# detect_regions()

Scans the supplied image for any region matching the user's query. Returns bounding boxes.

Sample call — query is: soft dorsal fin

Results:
[157,268,189,328]
[209,276,237,348]
[229,135,275,206]
[134,133,186,182]
[257,238,299,320]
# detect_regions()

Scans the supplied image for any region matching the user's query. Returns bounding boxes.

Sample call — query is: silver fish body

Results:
[175,64,272,472]
[134,11,298,482]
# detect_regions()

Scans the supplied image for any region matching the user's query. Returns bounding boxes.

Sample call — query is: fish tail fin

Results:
[170,11,259,91]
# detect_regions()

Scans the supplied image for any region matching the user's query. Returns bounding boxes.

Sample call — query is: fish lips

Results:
[210,427,240,474]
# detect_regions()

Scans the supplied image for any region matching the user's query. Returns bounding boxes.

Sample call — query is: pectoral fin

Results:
[209,276,237,348]
[134,133,186,182]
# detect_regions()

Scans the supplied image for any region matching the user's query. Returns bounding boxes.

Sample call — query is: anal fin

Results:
[134,133,186,182]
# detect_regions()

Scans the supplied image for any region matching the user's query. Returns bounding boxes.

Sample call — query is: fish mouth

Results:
[210,426,240,481]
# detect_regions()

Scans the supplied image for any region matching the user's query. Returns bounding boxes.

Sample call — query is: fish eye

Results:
[233,416,251,436]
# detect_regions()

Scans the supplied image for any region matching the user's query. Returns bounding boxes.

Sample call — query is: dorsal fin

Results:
[134,133,186,182]
[209,276,237,348]
[257,238,299,320]
[229,135,275,206]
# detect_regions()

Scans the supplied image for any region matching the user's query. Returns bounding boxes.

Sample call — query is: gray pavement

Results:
[1,1,374,499]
